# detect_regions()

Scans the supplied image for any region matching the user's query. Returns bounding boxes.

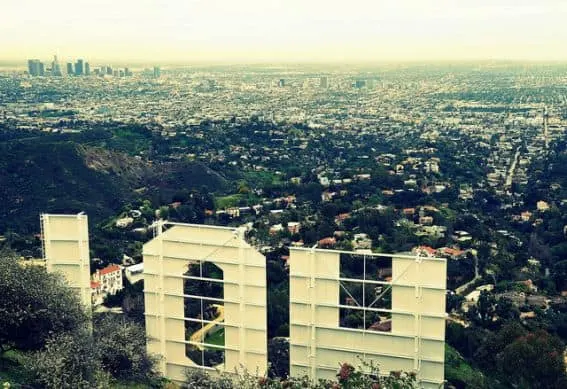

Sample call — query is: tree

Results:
[268,337,289,379]
[104,277,146,323]
[446,292,465,313]
[29,330,111,389]
[552,260,567,292]
[495,297,520,323]
[497,330,567,389]
[0,254,89,353]
[26,314,159,387]
[474,322,526,372]
[467,291,497,328]
[93,313,159,383]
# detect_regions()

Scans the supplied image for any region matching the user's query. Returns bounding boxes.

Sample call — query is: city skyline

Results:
[2,0,567,63]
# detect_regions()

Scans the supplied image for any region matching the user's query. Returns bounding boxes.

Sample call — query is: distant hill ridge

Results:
[0,141,228,233]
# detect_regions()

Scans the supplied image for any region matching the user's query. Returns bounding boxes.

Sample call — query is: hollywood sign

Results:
[42,214,446,388]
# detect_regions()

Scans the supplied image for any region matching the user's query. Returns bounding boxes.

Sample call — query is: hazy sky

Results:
[2,0,567,63]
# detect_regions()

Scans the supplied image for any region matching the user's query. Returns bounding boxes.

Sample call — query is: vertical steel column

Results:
[156,221,167,374]
[413,254,423,374]
[308,248,317,380]
[237,228,246,369]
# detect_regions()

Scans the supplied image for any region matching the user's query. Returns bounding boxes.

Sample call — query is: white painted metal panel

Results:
[41,213,92,312]
[289,248,446,387]
[143,223,268,383]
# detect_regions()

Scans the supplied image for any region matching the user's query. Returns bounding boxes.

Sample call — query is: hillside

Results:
[0,141,228,234]
[148,160,229,200]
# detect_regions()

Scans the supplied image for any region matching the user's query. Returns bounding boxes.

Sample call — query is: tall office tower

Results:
[113,70,119,77]
[153,66,161,78]
[124,67,132,77]
[75,59,84,76]
[119,70,125,77]
[543,106,550,149]
[66,62,74,76]
[106,66,113,75]
[38,62,45,76]
[84,62,90,76]
[278,78,285,87]
[27,59,34,76]
[355,79,366,89]
[51,55,62,76]
[320,76,328,88]
[27,59,41,76]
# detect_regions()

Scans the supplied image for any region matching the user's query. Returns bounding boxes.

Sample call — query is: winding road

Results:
[189,304,224,350]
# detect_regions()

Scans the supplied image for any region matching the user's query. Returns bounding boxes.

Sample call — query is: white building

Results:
[352,233,372,249]
[92,264,123,296]
[124,262,144,284]
[91,280,103,305]
[116,217,134,228]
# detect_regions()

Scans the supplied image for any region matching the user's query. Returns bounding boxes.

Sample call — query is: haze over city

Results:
[2,0,567,63]
[2,1,567,388]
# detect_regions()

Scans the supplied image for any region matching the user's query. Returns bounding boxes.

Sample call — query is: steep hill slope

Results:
[0,141,228,234]
[0,142,131,233]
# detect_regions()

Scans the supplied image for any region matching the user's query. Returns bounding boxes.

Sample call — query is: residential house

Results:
[536,201,550,212]
[91,281,103,305]
[92,264,123,297]
[287,222,301,235]
[116,217,134,228]
[352,233,372,250]
[412,246,437,257]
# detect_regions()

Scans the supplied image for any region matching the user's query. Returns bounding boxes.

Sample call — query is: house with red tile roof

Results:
[438,247,466,258]
[92,264,123,299]
[412,245,437,257]
[91,280,103,305]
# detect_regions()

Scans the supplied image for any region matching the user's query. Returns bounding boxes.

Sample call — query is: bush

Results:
[27,314,162,388]
[29,331,111,389]
[0,254,89,353]
[184,360,418,389]
[93,313,159,382]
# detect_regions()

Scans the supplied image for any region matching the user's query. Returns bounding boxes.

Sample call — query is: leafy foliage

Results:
[0,136,228,236]
[496,330,567,389]
[29,330,111,389]
[267,338,289,379]
[448,321,567,389]
[0,141,128,233]
[93,313,160,382]
[184,360,418,389]
[0,254,89,353]
[444,345,487,389]
[0,253,159,387]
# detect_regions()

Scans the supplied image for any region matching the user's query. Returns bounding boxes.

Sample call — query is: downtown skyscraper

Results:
[75,59,84,76]
[27,59,44,76]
